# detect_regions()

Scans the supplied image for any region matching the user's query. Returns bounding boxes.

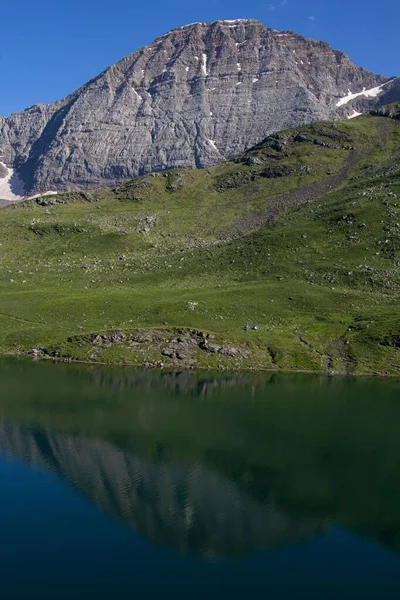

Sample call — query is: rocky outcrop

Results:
[0,19,398,195]
[378,77,400,106]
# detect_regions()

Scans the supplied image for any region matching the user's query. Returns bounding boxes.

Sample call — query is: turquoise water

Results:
[0,359,400,598]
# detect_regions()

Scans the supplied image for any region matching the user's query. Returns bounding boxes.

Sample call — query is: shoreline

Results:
[2,351,399,380]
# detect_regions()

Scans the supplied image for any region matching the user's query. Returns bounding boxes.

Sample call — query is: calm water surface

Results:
[0,358,400,598]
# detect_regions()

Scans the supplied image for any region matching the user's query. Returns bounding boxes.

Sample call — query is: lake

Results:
[0,358,399,598]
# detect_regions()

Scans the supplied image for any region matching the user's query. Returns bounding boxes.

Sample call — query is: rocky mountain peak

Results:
[0,19,398,197]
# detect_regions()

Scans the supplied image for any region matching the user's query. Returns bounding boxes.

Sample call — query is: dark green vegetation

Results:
[372,101,400,120]
[1,113,400,374]
[1,359,400,556]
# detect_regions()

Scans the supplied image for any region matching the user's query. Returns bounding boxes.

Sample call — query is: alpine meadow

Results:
[1,107,400,374]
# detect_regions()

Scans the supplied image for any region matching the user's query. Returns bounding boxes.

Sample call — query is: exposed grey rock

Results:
[203,343,222,354]
[0,19,398,194]
[378,77,400,106]
[161,347,176,358]
[219,345,245,357]
[92,335,103,346]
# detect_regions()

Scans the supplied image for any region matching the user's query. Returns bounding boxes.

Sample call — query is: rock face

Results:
[0,19,398,195]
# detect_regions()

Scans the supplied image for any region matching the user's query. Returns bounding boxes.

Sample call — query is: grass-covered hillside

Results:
[1,114,400,375]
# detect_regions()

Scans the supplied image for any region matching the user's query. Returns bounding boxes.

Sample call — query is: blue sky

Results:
[1,0,398,116]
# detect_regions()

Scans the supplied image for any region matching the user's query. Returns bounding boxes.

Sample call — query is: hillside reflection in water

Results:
[0,359,400,599]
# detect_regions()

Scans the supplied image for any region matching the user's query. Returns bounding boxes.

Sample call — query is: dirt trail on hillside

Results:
[227,151,361,237]
[228,119,395,237]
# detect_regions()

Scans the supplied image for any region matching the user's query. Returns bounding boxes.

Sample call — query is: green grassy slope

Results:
[1,114,400,374]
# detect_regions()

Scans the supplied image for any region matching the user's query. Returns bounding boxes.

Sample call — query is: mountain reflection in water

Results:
[0,420,327,558]
[0,359,400,561]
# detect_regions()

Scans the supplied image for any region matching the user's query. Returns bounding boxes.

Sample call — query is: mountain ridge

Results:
[0,19,398,198]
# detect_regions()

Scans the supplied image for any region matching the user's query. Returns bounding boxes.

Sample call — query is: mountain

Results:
[0,18,398,197]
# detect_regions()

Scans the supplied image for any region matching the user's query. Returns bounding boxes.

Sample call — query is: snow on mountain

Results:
[0,162,25,201]
[336,79,396,107]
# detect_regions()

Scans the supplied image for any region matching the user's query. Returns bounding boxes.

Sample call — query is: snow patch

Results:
[0,162,25,201]
[0,162,57,202]
[194,56,199,61]
[253,77,259,83]
[180,22,203,29]
[179,20,253,30]
[28,191,59,200]
[236,82,242,85]
[201,53,208,76]
[347,110,363,119]
[208,139,219,152]
[222,19,251,24]
[130,86,142,100]
[210,111,213,116]
[185,66,190,72]
[336,80,394,107]
[237,62,241,71]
